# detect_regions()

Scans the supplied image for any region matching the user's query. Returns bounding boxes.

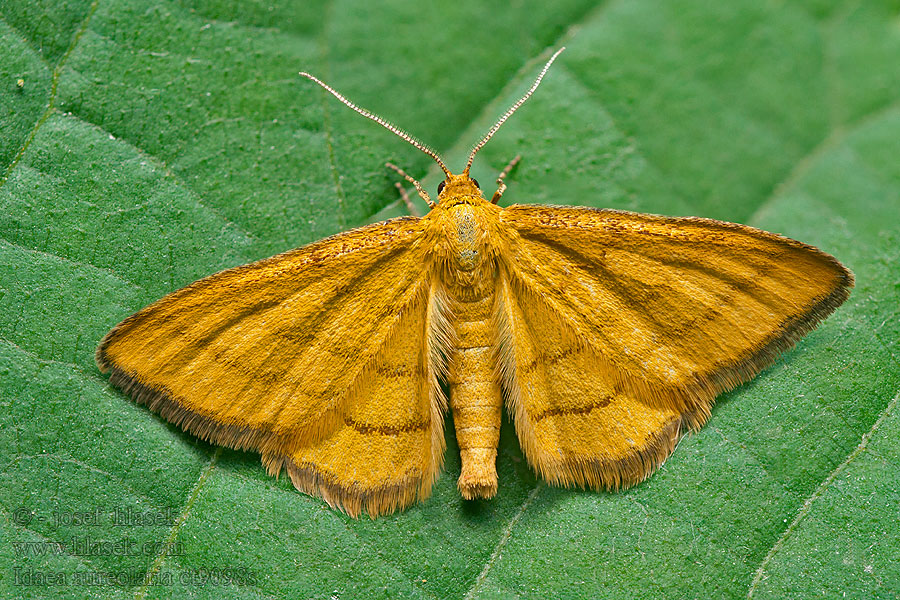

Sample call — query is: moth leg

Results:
[491,154,521,204]
[392,181,421,217]
[386,162,433,210]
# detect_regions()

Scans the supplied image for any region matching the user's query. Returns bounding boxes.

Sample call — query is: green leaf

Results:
[2,1,898,598]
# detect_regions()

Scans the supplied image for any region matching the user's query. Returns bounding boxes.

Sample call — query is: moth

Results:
[97,48,853,518]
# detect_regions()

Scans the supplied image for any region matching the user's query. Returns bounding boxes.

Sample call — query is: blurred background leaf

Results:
[1,0,898,598]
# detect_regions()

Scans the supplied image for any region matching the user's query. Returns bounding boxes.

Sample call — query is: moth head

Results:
[437,174,482,201]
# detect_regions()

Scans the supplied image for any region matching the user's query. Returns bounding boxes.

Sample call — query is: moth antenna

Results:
[464,47,565,175]
[300,72,452,178]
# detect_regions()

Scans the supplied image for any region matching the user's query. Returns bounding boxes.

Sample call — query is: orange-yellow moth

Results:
[97,48,853,518]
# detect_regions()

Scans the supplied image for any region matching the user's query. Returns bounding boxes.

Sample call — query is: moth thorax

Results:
[443,204,497,299]
[449,205,482,269]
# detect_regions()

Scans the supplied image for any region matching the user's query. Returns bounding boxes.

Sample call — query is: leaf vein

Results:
[134,447,221,598]
[0,0,100,188]
[750,100,900,226]
[746,387,900,598]
[0,236,142,291]
[464,484,543,599]
[0,14,53,71]
[12,452,162,509]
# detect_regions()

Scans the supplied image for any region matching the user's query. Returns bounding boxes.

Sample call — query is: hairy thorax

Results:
[430,195,502,301]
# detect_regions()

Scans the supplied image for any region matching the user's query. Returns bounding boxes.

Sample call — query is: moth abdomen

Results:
[447,290,502,500]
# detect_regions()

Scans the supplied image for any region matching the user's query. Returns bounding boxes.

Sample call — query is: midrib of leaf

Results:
[0,0,100,189]
[746,388,900,598]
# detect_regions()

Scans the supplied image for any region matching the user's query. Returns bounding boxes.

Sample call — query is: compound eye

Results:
[437,180,446,195]
[471,178,480,189]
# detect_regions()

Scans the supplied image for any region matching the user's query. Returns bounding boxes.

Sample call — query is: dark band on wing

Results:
[344,416,429,436]
[519,344,580,374]
[532,394,614,422]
